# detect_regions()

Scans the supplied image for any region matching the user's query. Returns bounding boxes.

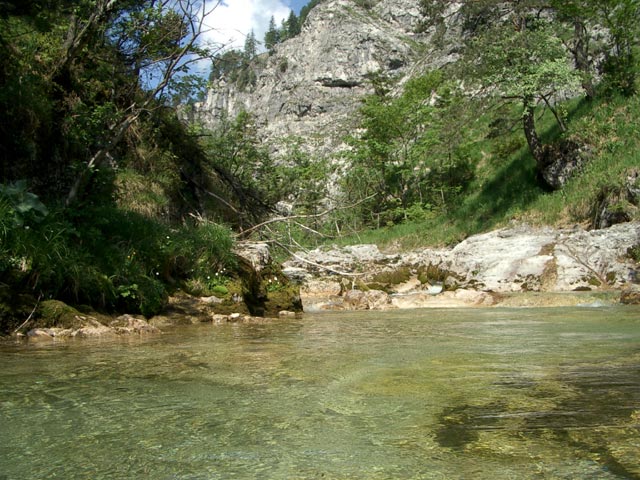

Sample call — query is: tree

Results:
[66,0,222,206]
[208,33,258,92]
[464,17,582,177]
[285,11,301,38]
[243,29,258,60]
[210,49,244,82]
[592,0,640,95]
[342,71,473,227]
[547,0,599,98]
[264,15,280,53]
[546,0,640,98]
[201,111,282,229]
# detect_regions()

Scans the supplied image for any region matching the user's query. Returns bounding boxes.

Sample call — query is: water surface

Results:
[1,307,639,479]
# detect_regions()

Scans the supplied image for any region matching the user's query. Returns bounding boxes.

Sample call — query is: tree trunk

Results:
[522,100,545,169]
[573,19,595,99]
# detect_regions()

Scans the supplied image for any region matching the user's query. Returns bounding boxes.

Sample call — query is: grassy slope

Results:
[334,91,640,250]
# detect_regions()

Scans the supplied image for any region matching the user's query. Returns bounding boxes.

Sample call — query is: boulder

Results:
[72,321,114,338]
[234,242,271,273]
[621,286,640,305]
[539,140,592,190]
[27,328,72,340]
[390,289,494,309]
[110,315,161,334]
[343,289,391,310]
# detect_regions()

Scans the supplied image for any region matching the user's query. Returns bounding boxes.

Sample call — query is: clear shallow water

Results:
[1,307,639,480]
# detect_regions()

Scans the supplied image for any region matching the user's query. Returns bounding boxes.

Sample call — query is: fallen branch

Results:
[559,239,612,288]
[13,294,42,335]
[272,240,365,278]
[236,192,379,238]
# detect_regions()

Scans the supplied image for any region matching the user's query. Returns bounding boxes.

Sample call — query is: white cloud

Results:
[202,0,292,52]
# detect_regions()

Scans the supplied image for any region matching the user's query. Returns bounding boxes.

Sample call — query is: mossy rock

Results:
[36,300,87,329]
[365,282,391,293]
[416,264,449,284]
[370,267,412,286]
[587,276,602,287]
[264,285,303,317]
[210,299,250,316]
[211,285,229,296]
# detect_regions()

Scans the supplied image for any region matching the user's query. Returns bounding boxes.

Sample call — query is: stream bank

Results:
[283,222,640,311]
[3,222,639,341]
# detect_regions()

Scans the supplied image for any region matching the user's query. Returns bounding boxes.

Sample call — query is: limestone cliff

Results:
[186,0,463,156]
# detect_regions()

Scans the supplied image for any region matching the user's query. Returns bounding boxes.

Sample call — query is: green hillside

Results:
[337,91,640,250]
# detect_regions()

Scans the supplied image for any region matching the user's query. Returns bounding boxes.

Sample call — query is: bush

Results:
[0,189,236,317]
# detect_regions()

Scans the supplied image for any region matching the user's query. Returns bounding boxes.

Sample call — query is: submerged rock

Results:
[24,306,163,340]
[110,315,161,334]
[620,286,640,305]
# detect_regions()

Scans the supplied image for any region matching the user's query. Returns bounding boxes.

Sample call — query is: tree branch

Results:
[236,192,379,238]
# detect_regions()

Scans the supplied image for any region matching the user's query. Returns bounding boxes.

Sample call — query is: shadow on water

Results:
[434,362,640,479]
[435,403,506,449]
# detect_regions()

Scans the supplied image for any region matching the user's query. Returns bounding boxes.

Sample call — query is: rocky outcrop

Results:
[186,0,462,157]
[283,222,640,310]
[539,140,593,190]
[592,168,640,229]
[25,313,160,341]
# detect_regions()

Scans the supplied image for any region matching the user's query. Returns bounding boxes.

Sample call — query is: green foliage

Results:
[341,71,474,229]
[285,11,301,38]
[264,16,280,53]
[0,177,236,318]
[467,19,582,109]
[204,111,276,200]
[523,93,640,225]
[595,0,640,95]
[335,83,640,251]
[0,180,49,227]
[263,10,303,54]
[201,112,327,221]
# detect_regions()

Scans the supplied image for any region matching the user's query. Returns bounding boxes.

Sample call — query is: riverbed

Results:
[1,306,639,479]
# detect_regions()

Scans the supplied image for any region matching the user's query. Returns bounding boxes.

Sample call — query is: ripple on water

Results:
[0,307,639,479]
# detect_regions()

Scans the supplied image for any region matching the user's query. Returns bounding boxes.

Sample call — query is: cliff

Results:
[187,0,462,156]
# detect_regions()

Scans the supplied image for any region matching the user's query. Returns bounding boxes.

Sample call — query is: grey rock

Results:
[27,328,70,339]
[540,141,592,190]
[287,222,640,310]
[234,242,271,272]
[110,315,161,334]
[186,0,462,160]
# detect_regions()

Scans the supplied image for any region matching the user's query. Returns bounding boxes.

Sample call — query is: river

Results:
[1,306,639,479]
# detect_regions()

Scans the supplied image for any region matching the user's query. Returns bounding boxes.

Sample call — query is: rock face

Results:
[186,0,462,156]
[592,168,640,229]
[283,222,640,310]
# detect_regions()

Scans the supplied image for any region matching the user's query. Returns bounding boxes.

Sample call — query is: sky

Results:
[203,0,309,53]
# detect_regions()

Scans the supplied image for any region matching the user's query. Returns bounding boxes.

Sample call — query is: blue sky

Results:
[203,0,312,52]
[289,0,308,14]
